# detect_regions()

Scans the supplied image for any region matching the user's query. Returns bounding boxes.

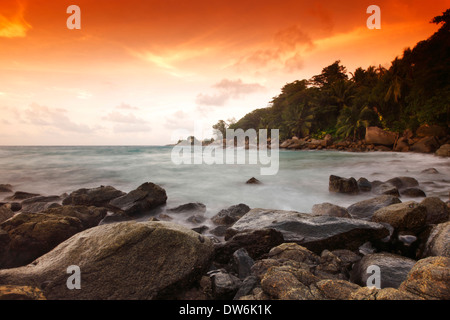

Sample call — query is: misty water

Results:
[0,146,449,226]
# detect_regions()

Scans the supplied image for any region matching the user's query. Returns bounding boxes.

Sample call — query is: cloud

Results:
[23,103,94,133]
[0,1,32,38]
[196,78,265,107]
[115,102,140,110]
[103,110,151,133]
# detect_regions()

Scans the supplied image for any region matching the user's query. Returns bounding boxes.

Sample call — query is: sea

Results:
[0,146,449,222]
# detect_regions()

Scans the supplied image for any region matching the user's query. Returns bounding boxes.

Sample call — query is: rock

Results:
[329,175,359,194]
[393,137,410,152]
[400,188,426,198]
[211,204,251,226]
[4,203,21,212]
[420,197,450,225]
[0,212,85,269]
[365,127,397,146]
[109,182,167,216]
[98,211,132,225]
[350,286,420,300]
[312,203,351,218]
[246,177,261,184]
[416,124,447,138]
[371,201,427,233]
[435,144,450,157]
[372,183,400,197]
[186,214,206,224]
[357,178,372,192]
[347,195,402,220]
[41,205,108,229]
[280,139,293,148]
[0,206,14,224]
[316,279,361,300]
[0,285,46,300]
[215,229,284,264]
[166,202,206,214]
[232,248,255,279]
[209,225,229,237]
[385,177,419,189]
[0,184,13,193]
[399,256,450,300]
[349,253,416,289]
[20,195,62,213]
[227,209,389,254]
[208,269,242,300]
[191,225,208,234]
[267,243,320,266]
[62,186,125,207]
[421,168,439,174]
[0,221,214,300]
[410,136,440,153]
[233,275,259,300]
[5,192,40,202]
[420,222,450,258]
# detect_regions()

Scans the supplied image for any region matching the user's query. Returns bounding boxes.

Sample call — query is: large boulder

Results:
[371,201,427,233]
[410,136,440,153]
[109,182,167,216]
[227,209,389,254]
[312,203,351,218]
[347,195,402,220]
[0,212,84,269]
[329,175,359,194]
[349,253,416,289]
[416,124,447,138]
[365,127,397,146]
[420,197,450,225]
[435,144,450,157]
[420,222,450,258]
[399,256,450,300]
[62,186,125,207]
[0,221,214,300]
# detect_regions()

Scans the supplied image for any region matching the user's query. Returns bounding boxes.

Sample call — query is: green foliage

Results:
[218,9,450,141]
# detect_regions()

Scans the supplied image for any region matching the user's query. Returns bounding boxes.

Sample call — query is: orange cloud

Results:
[0,1,31,38]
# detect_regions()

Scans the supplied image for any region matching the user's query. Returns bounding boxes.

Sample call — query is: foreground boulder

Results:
[0,221,214,299]
[350,253,416,289]
[109,182,167,216]
[399,256,450,300]
[419,197,450,225]
[227,209,389,254]
[0,212,84,269]
[420,222,450,258]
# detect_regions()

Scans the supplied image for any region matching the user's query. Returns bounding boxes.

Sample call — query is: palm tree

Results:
[282,103,314,138]
[336,106,371,141]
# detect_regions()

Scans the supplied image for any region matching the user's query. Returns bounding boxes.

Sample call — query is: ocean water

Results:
[0,146,449,220]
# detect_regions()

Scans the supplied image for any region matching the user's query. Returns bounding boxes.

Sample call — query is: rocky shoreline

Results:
[0,173,449,300]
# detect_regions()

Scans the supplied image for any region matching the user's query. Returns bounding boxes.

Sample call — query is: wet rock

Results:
[372,183,400,197]
[5,192,40,202]
[246,177,261,185]
[208,269,242,300]
[385,177,419,189]
[228,208,389,254]
[329,175,359,194]
[420,221,450,258]
[399,256,450,300]
[410,136,440,153]
[98,211,132,225]
[211,204,250,226]
[0,212,84,269]
[166,202,206,214]
[400,188,426,198]
[215,229,284,264]
[232,248,255,279]
[357,178,372,192]
[62,186,125,207]
[109,182,167,216]
[20,195,62,213]
[347,195,402,220]
[41,205,108,229]
[421,168,439,174]
[0,184,13,193]
[435,144,450,157]
[420,197,450,225]
[349,252,416,289]
[371,201,427,233]
[233,275,259,300]
[186,214,206,224]
[311,203,351,218]
[0,221,214,300]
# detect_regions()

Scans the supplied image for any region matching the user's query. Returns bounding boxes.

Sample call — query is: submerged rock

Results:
[166,202,206,214]
[0,221,214,300]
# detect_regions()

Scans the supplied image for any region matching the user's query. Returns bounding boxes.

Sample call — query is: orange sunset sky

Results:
[0,0,449,145]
